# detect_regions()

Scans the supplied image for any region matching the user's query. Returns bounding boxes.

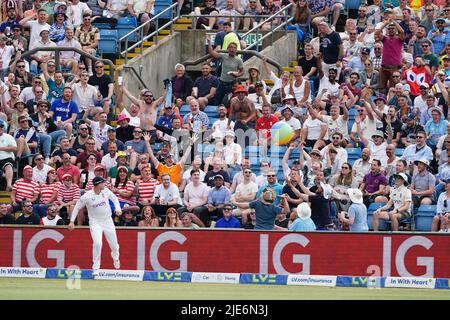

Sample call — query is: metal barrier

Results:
[119,2,181,63]
[20,46,116,79]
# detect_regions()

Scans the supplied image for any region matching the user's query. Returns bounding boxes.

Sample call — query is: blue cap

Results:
[0,119,6,129]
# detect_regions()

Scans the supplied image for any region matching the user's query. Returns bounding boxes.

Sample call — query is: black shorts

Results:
[304,139,316,148]
[0,158,14,171]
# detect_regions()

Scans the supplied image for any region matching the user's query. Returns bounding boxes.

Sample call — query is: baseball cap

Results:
[62,173,73,180]
[23,165,33,172]
[116,151,127,158]
[214,174,224,180]
[361,47,371,55]
[419,83,430,89]
[107,127,116,133]
[92,176,106,186]
[394,173,409,186]
[374,93,387,103]
[406,113,416,121]
[94,165,105,171]
[435,17,446,22]
[234,85,248,94]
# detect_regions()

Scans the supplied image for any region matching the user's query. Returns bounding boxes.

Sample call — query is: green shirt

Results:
[108,165,132,179]
[423,53,439,69]
[218,53,243,83]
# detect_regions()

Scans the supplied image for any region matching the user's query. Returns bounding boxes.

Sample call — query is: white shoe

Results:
[113,259,120,269]
[92,269,99,277]
[201,24,211,30]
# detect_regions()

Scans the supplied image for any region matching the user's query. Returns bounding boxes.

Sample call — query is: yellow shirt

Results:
[157,162,182,186]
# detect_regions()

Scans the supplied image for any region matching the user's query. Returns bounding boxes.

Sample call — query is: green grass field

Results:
[1,278,449,300]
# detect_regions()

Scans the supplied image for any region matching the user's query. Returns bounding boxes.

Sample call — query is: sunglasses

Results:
[244,171,252,174]
[358,110,364,113]
[88,157,96,160]
[341,166,349,169]
[80,127,88,130]
[422,45,429,48]
[144,95,153,98]
[48,64,55,67]
[349,33,357,35]
[23,204,33,207]
[35,157,44,161]
[20,120,28,123]
[95,65,104,68]
[36,91,44,94]
[78,67,86,70]
[223,208,232,211]
[332,136,340,140]
[267,175,276,177]
[86,142,95,145]
[392,75,400,78]
[134,131,142,133]
[17,65,25,68]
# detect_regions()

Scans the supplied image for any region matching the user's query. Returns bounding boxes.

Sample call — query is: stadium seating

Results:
[98,29,119,54]
[415,205,437,231]
[395,148,404,157]
[179,104,190,117]
[367,203,387,231]
[116,17,138,42]
[347,148,361,167]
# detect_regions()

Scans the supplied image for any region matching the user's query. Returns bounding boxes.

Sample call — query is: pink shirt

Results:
[381,36,404,67]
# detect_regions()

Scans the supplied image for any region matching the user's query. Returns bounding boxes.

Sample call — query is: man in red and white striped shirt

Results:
[136,164,159,207]
[57,173,80,222]
[11,165,39,212]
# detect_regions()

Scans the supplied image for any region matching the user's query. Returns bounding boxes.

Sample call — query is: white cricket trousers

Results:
[89,220,120,270]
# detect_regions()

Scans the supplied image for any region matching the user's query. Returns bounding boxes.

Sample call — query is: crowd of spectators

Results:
[0,0,449,233]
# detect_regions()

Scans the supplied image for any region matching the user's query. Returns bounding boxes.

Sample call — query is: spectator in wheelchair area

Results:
[372,173,412,231]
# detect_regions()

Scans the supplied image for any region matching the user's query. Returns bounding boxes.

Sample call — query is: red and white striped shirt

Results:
[12,179,39,202]
[114,180,136,204]
[56,183,81,204]
[84,179,112,191]
[138,179,160,203]
[40,182,62,204]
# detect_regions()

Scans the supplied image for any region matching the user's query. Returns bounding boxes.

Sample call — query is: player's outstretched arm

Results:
[68,198,86,230]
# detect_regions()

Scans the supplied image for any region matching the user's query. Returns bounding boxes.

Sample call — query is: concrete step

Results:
[159,30,170,35]
[115,59,125,65]
[143,41,155,46]
[151,35,167,41]
[173,24,191,30]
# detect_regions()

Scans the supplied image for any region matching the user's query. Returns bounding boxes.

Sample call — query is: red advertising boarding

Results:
[0,226,449,278]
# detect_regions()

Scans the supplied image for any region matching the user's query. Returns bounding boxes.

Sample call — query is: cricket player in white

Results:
[68,176,122,273]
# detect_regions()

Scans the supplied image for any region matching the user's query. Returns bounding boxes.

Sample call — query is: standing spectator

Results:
[15,199,40,225]
[75,13,99,75]
[373,173,412,231]
[230,166,257,224]
[338,188,368,231]
[288,202,316,231]
[410,159,436,206]
[206,34,244,105]
[83,111,112,149]
[0,118,17,191]
[361,130,388,167]
[256,171,284,206]
[88,60,113,113]
[228,85,256,132]
[71,71,102,117]
[318,21,344,77]
[376,20,405,94]
[300,105,328,149]
[101,141,118,171]
[115,114,136,144]
[19,9,50,52]
[255,104,278,147]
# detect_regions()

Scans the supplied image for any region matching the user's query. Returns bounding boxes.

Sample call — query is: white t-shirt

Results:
[0,45,15,70]
[351,117,378,142]
[25,21,51,50]
[182,168,206,185]
[101,153,117,171]
[318,75,340,99]
[303,117,326,140]
[184,182,209,207]
[211,118,234,139]
[322,114,349,140]
[90,121,112,149]
[235,181,258,199]
[41,215,63,226]
[19,87,47,103]
[224,143,242,165]
[281,117,301,131]
[67,2,91,26]
[71,82,98,112]
[32,164,53,184]
[154,182,181,205]
[390,185,412,213]
[0,133,17,160]
[367,141,388,167]
[320,145,348,166]
[121,108,140,127]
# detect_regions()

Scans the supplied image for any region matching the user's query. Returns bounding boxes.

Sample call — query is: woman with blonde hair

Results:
[246,66,267,92]
[164,207,183,228]
[138,205,160,228]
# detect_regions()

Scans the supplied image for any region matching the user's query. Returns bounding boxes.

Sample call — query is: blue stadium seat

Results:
[395,148,405,157]
[244,146,266,157]
[197,143,215,154]
[347,148,362,164]
[93,22,112,30]
[179,105,190,117]
[348,108,358,118]
[367,203,387,230]
[204,105,218,115]
[208,117,217,128]
[346,0,360,10]
[270,146,288,157]
[116,17,138,42]
[154,4,172,18]
[415,205,437,231]
[99,29,118,54]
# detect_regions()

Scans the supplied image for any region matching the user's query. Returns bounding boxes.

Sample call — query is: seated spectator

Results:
[88,61,113,112]
[172,63,194,108]
[11,165,39,212]
[110,166,136,208]
[338,188,368,231]
[36,168,60,217]
[400,113,424,148]
[32,153,53,184]
[206,174,231,224]
[56,174,81,222]
[232,188,290,230]
[400,131,434,162]
[190,0,219,30]
[425,106,448,150]
[71,71,102,117]
[130,153,153,182]
[57,152,81,185]
[49,11,69,43]
[230,157,256,192]
[163,207,183,228]
[361,130,388,167]
[410,159,435,206]
[40,203,64,226]
[0,202,15,225]
[310,104,350,146]
[79,154,97,189]
[20,77,47,104]
[301,105,328,149]
[50,136,77,168]
[15,199,40,225]
[204,157,231,188]
[76,136,102,170]
[83,112,112,150]
[178,169,209,222]
[30,27,57,75]
[433,178,450,232]
[117,208,138,227]
[58,27,82,74]
[247,81,270,117]
[101,128,125,155]
[19,8,50,57]
[434,151,450,201]
[6,100,29,137]
[181,212,203,229]
[75,13,99,74]
[360,159,388,206]
[15,115,39,160]
[108,151,132,179]
[127,0,155,36]
[223,130,242,180]
[101,141,118,171]
[138,205,160,228]
[187,63,219,110]
[66,0,91,26]
[373,173,412,231]
[150,174,181,217]
[231,166,257,224]
[135,164,160,208]
[384,144,400,180]
[0,118,17,191]
[179,156,206,191]
[288,202,316,232]
[182,98,209,135]
[214,203,241,228]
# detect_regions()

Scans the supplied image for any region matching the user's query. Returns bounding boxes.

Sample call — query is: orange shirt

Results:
[156,162,182,186]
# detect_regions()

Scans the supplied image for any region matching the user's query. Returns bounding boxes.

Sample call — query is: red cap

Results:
[94,165,105,171]
[234,85,248,94]
[62,173,73,180]
[23,165,33,172]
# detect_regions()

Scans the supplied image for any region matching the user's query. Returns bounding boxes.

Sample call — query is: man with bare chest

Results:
[228,85,256,131]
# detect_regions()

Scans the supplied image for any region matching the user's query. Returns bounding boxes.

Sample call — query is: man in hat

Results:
[373,172,412,231]
[400,113,424,148]
[187,62,219,110]
[288,202,316,231]
[14,114,38,159]
[0,7,21,38]
[206,34,244,105]
[228,84,256,132]
[69,176,122,274]
[29,27,56,74]
[11,165,39,211]
[376,18,405,94]
[247,80,269,115]
[20,8,50,48]
[427,17,450,55]
[410,158,435,206]
[338,188,368,231]
[279,102,301,144]
[348,47,371,73]
[115,114,136,144]
[361,129,387,168]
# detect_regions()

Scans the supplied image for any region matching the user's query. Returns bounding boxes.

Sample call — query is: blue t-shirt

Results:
[249,200,282,230]
[215,216,241,228]
[256,183,284,206]
[425,119,448,146]
[289,218,316,231]
[348,203,369,232]
[14,128,38,153]
[124,140,148,154]
[50,99,79,122]
[47,79,64,103]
